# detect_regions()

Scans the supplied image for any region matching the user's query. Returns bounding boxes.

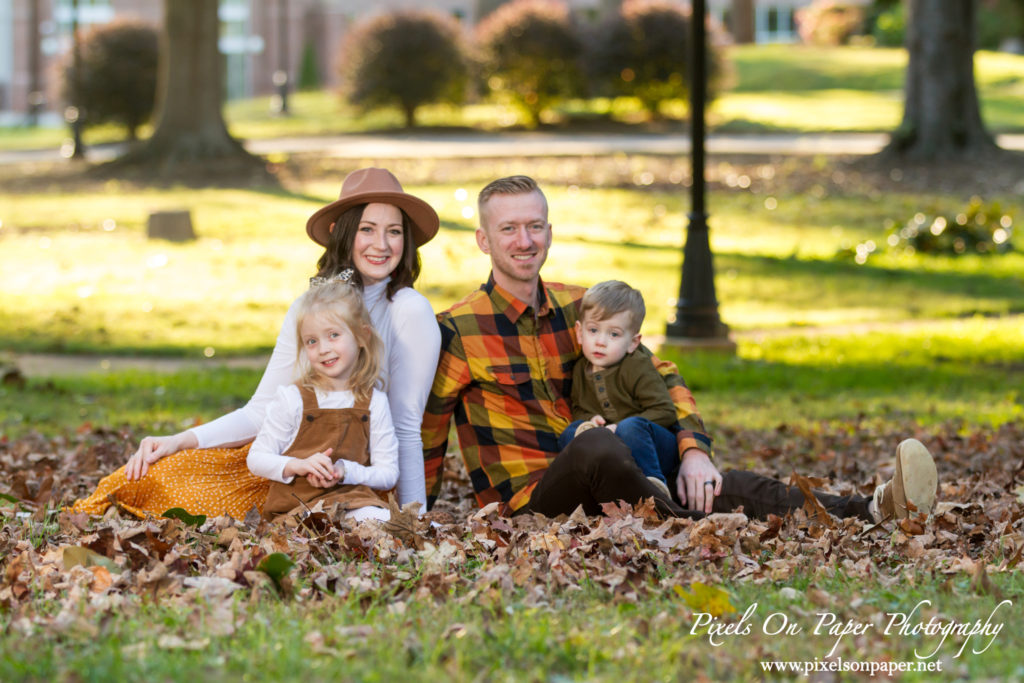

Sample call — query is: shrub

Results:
[886,199,1015,256]
[838,198,1015,263]
[339,10,468,128]
[795,1,866,46]
[978,0,1024,51]
[475,0,584,127]
[61,20,159,141]
[297,41,321,91]
[587,0,725,118]
[868,2,905,47]
[868,0,1024,50]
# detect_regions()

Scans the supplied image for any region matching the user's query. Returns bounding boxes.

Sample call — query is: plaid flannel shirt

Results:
[421,275,712,513]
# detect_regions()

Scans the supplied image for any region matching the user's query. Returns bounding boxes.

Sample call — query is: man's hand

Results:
[677,448,722,514]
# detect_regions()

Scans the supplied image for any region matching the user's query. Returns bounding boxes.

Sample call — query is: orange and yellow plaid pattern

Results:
[422,276,712,513]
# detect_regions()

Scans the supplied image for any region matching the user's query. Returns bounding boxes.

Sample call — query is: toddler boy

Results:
[558,280,679,496]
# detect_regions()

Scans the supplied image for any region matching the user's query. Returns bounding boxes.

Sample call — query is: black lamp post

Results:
[665,0,732,347]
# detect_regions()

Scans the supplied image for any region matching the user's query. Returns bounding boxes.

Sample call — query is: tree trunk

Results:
[402,103,417,129]
[882,0,999,161]
[729,0,755,44]
[114,0,264,175]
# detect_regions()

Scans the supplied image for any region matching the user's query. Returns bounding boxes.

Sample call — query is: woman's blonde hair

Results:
[293,280,382,404]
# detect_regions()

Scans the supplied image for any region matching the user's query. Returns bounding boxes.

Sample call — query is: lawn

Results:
[2,155,1022,357]
[2,45,1022,151]
[3,41,1024,681]
[2,159,1023,677]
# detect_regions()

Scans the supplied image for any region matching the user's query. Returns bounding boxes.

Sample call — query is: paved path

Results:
[4,132,1024,165]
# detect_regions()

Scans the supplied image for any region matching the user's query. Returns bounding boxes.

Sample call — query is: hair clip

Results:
[309,268,355,288]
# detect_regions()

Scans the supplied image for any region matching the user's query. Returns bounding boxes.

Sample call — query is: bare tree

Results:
[882,0,1000,161]
[115,0,263,174]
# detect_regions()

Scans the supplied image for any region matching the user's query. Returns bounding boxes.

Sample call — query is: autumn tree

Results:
[475,0,584,127]
[882,0,1000,161]
[115,0,262,174]
[340,10,468,128]
[588,0,725,119]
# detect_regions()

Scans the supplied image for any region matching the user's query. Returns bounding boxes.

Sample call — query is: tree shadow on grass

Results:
[717,253,1024,312]
[567,229,1023,311]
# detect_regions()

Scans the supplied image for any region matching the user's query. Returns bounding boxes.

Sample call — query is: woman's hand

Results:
[126,432,199,481]
[676,448,723,514]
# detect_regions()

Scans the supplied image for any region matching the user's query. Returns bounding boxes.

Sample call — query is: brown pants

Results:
[522,427,872,521]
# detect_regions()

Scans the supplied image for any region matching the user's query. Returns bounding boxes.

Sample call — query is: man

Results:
[422,176,937,522]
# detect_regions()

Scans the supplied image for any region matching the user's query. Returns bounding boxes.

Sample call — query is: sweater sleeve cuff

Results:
[677,430,713,460]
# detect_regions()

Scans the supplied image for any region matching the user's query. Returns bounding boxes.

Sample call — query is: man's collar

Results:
[484,274,554,323]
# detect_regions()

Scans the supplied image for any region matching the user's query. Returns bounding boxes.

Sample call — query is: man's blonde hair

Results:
[477,175,548,225]
[580,280,645,334]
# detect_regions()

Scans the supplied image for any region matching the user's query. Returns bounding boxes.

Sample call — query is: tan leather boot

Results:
[871,438,938,522]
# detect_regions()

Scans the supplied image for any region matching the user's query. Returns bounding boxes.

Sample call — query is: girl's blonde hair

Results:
[293,280,382,403]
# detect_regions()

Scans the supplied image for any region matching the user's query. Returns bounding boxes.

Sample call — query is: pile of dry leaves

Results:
[1,420,1022,633]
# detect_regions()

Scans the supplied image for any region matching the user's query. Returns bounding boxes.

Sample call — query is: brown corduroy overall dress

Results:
[262,384,390,520]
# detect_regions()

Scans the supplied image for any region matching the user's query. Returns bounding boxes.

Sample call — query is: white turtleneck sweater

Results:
[189,279,440,508]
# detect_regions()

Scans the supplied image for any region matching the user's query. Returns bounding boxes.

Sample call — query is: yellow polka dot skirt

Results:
[71,444,271,519]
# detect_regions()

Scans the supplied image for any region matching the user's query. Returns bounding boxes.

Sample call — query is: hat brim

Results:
[306,191,439,248]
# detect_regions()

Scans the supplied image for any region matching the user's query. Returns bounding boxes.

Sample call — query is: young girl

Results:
[247,271,399,522]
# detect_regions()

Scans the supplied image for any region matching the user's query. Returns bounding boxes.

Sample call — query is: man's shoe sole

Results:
[894,438,937,519]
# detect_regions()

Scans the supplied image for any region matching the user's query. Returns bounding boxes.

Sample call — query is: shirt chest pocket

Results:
[485,364,533,397]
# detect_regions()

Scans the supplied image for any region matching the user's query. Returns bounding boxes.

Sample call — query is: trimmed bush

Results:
[61,20,159,141]
[795,1,866,46]
[297,41,321,91]
[978,0,1024,51]
[869,0,1024,51]
[838,198,1015,263]
[588,0,725,118]
[869,3,905,47]
[339,10,468,128]
[475,0,584,127]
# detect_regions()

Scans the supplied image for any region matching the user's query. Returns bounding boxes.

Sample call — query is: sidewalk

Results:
[11,353,269,378]
[4,131,1024,165]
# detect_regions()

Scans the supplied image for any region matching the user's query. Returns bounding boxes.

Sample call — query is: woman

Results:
[72,168,441,522]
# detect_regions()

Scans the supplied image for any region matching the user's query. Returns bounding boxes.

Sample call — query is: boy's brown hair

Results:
[580,280,645,334]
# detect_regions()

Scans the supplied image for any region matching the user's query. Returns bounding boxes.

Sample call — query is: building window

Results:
[756,3,797,43]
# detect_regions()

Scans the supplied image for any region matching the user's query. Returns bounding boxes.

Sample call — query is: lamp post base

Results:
[658,334,737,355]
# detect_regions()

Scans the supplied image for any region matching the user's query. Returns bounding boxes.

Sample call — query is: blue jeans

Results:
[558,416,677,485]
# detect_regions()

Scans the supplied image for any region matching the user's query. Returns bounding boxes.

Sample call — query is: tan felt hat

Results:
[306,167,439,247]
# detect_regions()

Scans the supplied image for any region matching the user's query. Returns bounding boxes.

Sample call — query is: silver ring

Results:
[703,480,714,486]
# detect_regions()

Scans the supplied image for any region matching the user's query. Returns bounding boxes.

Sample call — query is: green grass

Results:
[0,535,1020,682]
[4,316,1020,438]
[2,169,1022,356]
[2,575,1020,681]
[714,45,1024,133]
[3,45,1023,151]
